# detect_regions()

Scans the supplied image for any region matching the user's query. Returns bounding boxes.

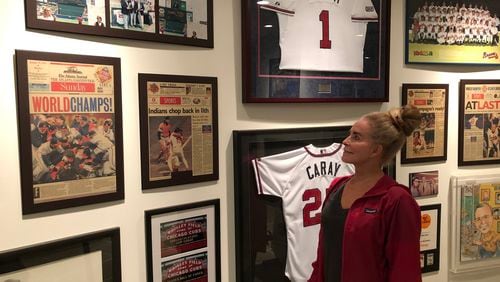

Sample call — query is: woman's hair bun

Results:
[388,105,421,136]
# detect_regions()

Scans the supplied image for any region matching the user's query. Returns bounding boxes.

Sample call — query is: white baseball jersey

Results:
[259,0,378,72]
[252,143,354,281]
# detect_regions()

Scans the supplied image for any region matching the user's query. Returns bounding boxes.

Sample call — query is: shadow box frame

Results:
[458,79,500,166]
[233,126,395,281]
[241,0,391,103]
[401,83,449,164]
[15,49,124,215]
[24,0,214,48]
[420,204,441,274]
[405,0,500,65]
[145,199,221,282]
[138,73,219,190]
[0,228,122,281]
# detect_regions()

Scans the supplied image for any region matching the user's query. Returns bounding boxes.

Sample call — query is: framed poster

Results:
[458,79,500,166]
[241,0,390,103]
[405,0,500,65]
[24,0,214,48]
[450,174,500,273]
[15,50,124,215]
[0,228,121,282]
[420,204,441,273]
[409,170,439,198]
[138,73,218,190]
[401,83,448,164]
[145,199,220,282]
[233,127,395,282]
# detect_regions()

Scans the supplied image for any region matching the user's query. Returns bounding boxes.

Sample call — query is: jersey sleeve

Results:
[251,147,305,197]
[257,0,295,16]
[351,0,378,22]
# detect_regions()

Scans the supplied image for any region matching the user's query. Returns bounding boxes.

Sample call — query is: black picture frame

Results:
[138,73,218,190]
[25,0,214,48]
[15,49,124,215]
[241,0,391,103]
[0,228,121,281]
[458,79,500,166]
[405,0,500,65]
[419,204,441,273]
[145,199,220,282]
[401,83,448,164]
[232,126,395,281]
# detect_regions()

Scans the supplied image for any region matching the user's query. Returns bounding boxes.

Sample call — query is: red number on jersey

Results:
[319,10,332,49]
[303,188,322,227]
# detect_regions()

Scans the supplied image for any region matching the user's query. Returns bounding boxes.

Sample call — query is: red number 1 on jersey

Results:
[319,10,331,49]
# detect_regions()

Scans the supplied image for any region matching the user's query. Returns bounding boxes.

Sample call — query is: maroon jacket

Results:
[309,175,422,282]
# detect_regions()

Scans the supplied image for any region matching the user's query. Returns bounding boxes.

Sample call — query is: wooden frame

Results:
[409,170,439,198]
[145,199,220,282]
[401,83,448,164]
[241,0,391,103]
[232,126,395,281]
[405,0,500,65]
[419,204,441,273]
[458,79,500,166]
[15,49,124,215]
[0,228,121,281]
[138,73,218,190]
[24,0,214,48]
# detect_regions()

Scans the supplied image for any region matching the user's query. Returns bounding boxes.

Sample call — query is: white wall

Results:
[0,0,499,281]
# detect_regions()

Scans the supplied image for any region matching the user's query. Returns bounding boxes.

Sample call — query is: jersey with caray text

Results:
[259,0,379,72]
[252,143,355,281]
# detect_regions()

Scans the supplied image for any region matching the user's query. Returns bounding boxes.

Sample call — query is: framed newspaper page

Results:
[139,73,218,190]
[405,0,500,65]
[145,199,220,282]
[450,174,500,273]
[15,50,124,215]
[0,228,121,281]
[241,0,390,103]
[401,84,448,164]
[24,0,214,48]
[419,204,441,273]
[458,79,500,166]
[233,127,395,281]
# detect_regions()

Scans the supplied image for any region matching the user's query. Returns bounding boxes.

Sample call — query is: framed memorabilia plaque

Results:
[409,170,439,198]
[405,0,500,65]
[241,0,390,103]
[0,228,121,281]
[233,127,395,281]
[450,174,500,273]
[138,73,218,190]
[15,50,124,215]
[458,79,500,166]
[145,199,220,282]
[401,83,448,164]
[24,0,214,48]
[420,204,441,273]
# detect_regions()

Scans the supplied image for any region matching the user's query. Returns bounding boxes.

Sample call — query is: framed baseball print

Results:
[139,73,218,190]
[405,0,500,65]
[233,126,395,282]
[419,204,441,273]
[0,228,121,282]
[241,0,390,102]
[145,199,220,282]
[409,170,439,198]
[458,79,500,166]
[401,83,448,164]
[24,0,214,48]
[15,50,124,215]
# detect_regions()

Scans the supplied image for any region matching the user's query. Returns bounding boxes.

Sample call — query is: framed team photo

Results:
[15,50,124,215]
[401,83,448,164]
[24,0,214,48]
[458,79,500,166]
[241,0,390,102]
[405,0,500,65]
[0,228,121,281]
[409,170,439,198]
[145,199,220,282]
[232,126,395,281]
[138,73,218,190]
[419,204,441,274]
